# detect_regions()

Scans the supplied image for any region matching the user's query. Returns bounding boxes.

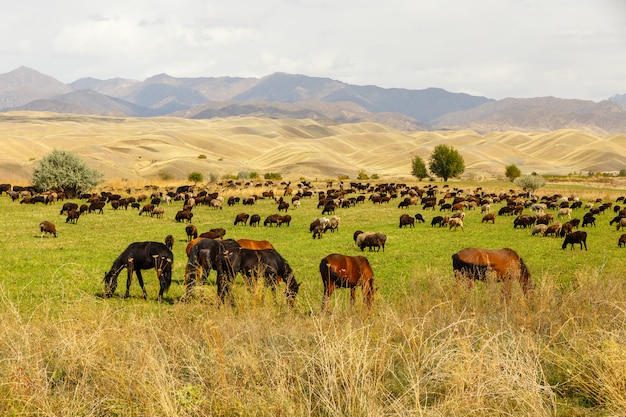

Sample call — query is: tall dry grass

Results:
[1,265,624,416]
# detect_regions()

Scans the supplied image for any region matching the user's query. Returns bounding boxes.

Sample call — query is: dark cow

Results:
[234,213,250,226]
[562,231,587,250]
[103,242,173,302]
[399,214,415,228]
[452,248,533,296]
[319,254,375,313]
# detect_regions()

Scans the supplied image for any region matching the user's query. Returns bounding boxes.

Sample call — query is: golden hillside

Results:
[1,112,625,184]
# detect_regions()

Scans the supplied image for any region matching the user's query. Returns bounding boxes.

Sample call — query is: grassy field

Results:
[0,179,625,416]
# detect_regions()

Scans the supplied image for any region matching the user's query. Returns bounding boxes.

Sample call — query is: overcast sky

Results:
[2,0,625,101]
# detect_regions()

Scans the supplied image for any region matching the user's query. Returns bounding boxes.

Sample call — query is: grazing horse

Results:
[319,254,375,313]
[451,248,533,296]
[103,241,173,301]
[236,238,275,250]
[234,248,300,306]
[185,238,241,291]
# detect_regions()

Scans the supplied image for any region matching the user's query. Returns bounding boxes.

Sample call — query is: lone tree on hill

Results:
[428,144,465,181]
[505,164,522,182]
[32,149,104,198]
[411,155,429,180]
[514,174,546,196]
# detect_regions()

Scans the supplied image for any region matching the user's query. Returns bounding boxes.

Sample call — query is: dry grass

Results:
[1,112,625,184]
[1,267,624,416]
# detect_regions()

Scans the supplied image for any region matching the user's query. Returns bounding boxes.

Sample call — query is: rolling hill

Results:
[0,112,624,185]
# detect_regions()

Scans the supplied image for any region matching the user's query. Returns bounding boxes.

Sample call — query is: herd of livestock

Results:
[5,179,626,310]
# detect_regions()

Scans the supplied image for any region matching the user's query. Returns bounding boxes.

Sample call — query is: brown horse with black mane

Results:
[452,247,533,296]
[319,253,375,313]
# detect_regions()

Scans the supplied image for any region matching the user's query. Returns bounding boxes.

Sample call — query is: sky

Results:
[1,0,625,101]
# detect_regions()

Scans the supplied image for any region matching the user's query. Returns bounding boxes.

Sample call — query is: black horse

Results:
[185,238,241,302]
[104,241,173,301]
[235,248,301,306]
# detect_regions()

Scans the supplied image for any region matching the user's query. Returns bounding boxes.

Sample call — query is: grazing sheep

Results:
[544,221,562,237]
[617,217,626,231]
[185,224,198,241]
[557,207,572,219]
[39,221,58,238]
[448,217,464,232]
[358,232,387,252]
[399,214,415,228]
[562,231,587,250]
[531,224,547,236]
[481,213,496,224]
[619,234,626,248]
[165,234,174,250]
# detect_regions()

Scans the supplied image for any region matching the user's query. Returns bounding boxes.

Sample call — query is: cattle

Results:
[320,254,375,313]
[39,221,58,238]
[619,234,626,248]
[249,214,261,227]
[65,209,80,224]
[358,233,387,252]
[481,213,496,224]
[399,214,415,228]
[185,225,198,241]
[448,217,464,232]
[175,210,194,223]
[452,248,533,296]
[234,213,250,226]
[562,231,587,250]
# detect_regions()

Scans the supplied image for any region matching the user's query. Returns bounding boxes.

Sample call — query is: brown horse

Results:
[319,254,375,313]
[452,247,533,296]
[237,238,275,250]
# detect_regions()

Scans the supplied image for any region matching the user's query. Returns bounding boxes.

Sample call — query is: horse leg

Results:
[350,288,356,309]
[125,261,134,298]
[135,270,147,300]
[321,283,335,314]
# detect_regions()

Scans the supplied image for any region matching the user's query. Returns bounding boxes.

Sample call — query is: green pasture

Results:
[1,181,624,313]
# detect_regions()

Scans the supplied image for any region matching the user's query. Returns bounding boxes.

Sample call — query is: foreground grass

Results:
[0,179,625,416]
[1,270,625,416]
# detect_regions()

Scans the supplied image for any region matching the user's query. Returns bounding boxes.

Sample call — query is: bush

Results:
[32,149,103,197]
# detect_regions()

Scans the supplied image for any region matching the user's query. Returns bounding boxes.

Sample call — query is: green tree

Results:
[411,155,428,180]
[505,164,522,182]
[187,171,203,185]
[428,144,465,181]
[32,149,103,197]
[514,174,546,195]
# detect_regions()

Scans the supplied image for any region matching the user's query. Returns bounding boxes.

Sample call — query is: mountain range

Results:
[1,66,625,134]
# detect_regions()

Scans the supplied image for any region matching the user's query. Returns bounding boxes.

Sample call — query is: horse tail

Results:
[517,256,533,293]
